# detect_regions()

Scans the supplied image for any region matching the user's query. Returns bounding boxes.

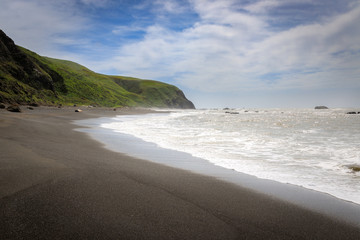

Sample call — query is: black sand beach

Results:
[1,107,360,239]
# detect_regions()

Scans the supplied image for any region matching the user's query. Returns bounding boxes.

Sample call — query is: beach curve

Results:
[1,106,359,239]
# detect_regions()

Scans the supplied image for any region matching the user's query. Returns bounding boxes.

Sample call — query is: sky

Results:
[1,0,359,108]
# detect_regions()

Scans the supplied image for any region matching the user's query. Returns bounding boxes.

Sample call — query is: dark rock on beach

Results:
[0,103,5,109]
[6,105,21,112]
[29,103,39,107]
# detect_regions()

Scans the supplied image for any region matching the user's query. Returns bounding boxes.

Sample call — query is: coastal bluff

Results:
[0,29,194,109]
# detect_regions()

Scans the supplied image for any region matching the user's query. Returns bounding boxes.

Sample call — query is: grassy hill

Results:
[0,30,195,109]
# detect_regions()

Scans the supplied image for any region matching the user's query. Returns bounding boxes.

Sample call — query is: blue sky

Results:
[1,0,359,108]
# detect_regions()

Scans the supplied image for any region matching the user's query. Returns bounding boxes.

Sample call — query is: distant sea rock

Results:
[315,106,328,109]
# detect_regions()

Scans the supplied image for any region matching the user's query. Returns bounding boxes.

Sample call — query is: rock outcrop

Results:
[315,106,328,109]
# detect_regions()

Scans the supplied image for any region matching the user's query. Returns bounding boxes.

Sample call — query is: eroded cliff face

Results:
[0,30,66,94]
[114,78,195,109]
[0,29,195,109]
[164,88,195,109]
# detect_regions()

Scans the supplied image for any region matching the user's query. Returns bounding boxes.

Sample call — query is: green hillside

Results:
[0,30,195,109]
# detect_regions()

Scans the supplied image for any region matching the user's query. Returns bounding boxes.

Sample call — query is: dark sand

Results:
[1,107,359,239]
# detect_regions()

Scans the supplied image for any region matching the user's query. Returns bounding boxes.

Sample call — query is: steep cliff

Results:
[0,30,195,109]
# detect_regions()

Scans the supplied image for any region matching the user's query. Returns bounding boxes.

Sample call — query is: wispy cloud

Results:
[154,0,189,14]
[243,0,284,14]
[0,0,89,57]
[102,0,360,94]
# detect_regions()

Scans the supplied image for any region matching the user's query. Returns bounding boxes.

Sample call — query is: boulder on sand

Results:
[6,105,21,112]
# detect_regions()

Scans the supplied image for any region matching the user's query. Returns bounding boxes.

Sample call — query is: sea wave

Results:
[101,109,360,204]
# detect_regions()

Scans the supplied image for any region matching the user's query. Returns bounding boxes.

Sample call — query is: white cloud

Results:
[243,0,316,14]
[191,0,266,31]
[245,5,360,87]
[243,0,283,14]
[0,0,88,56]
[154,0,188,14]
[101,0,360,94]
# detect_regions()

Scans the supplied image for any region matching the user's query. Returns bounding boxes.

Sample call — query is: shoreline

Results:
[75,114,360,227]
[1,107,360,239]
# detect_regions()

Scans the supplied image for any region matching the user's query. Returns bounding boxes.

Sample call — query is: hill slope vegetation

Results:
[0,30,195,109]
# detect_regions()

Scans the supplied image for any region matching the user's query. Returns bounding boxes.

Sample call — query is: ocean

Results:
[100,108,360,205]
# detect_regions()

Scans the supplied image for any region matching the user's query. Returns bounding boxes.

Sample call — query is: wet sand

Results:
[1,106,359,239]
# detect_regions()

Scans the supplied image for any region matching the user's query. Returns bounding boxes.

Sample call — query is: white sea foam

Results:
[101,109,360,204]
